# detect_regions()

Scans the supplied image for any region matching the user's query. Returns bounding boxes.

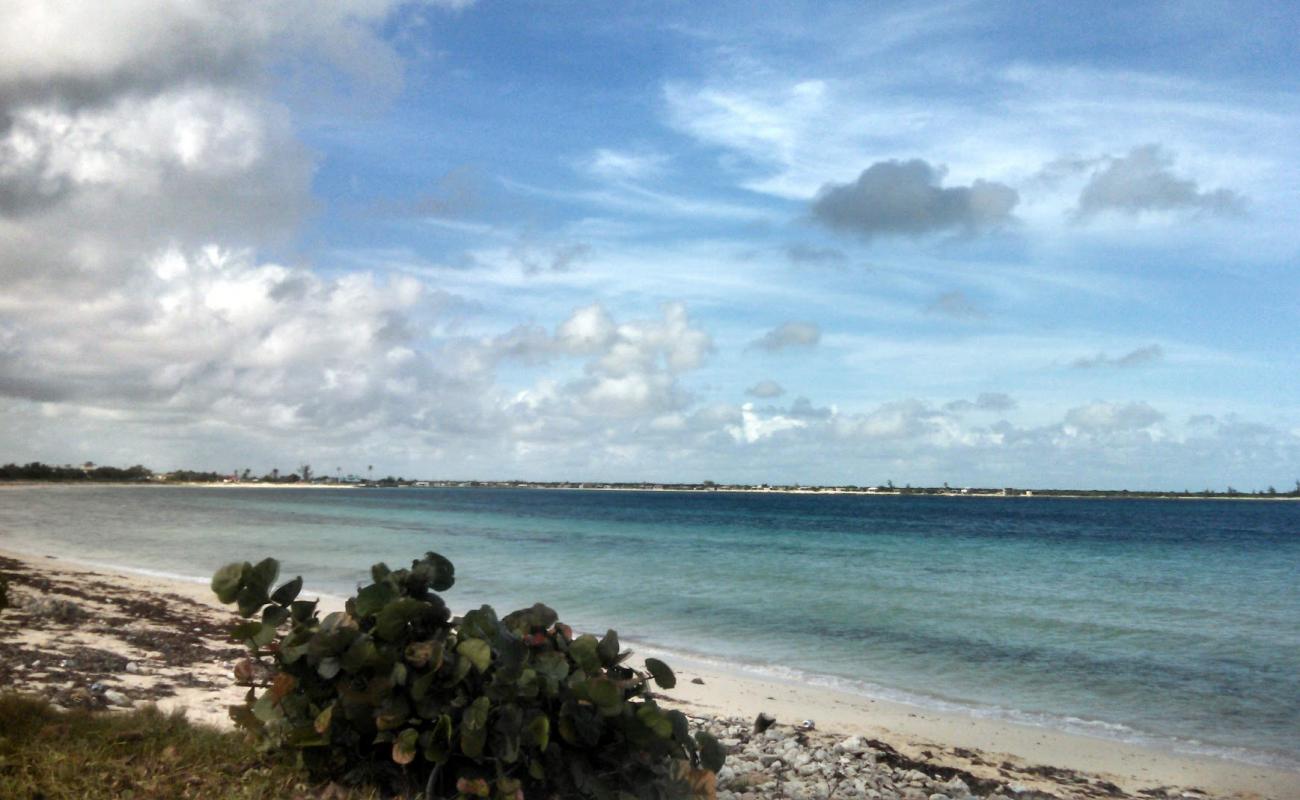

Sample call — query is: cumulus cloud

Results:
[727,403,806,444]
[750,321,821,352]
[1063,401,1163,434]
[745,380,785,398]
[1071,344,1164,369]
[1073,145,1243,219]
[811,159,1018,240]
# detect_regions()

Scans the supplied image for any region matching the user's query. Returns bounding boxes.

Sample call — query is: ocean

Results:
[1,485,1297,769]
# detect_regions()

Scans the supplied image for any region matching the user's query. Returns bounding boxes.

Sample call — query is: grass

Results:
[0,694,381,800]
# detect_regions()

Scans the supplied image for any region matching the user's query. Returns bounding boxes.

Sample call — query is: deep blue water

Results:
[1,485,1297,768]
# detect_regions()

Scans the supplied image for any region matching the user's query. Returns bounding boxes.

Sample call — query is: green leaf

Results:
[463,695,490,730]
[373,597,425,641]
[261,604,290,628]
[587,677,623,717]
[645,657,676,690]
[371,562,391,583]
[235,584,269,618]
[597,629,620,666]
[460,696,490,758]
[340,636,377,673]
[355,581,398,618]
[269,576,302,606]
[248,557,280,595]
[461,606,499,640]
[211,562,246,604]
[502,602,558,634]
[418,551,455,592]
[570,634,601,674]
[314,704,334,735]
[457,638,492,672]
[637,704,673,739]
[527,714,550,751]
[290,599,318,623]
[695,730,726,773]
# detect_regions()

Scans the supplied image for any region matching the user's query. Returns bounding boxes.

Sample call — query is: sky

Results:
[1,0,1298,490]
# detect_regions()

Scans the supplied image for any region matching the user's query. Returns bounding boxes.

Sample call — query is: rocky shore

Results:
[686,714,1178,800]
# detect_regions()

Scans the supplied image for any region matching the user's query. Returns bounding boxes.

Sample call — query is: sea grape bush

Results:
[211,552,723,799]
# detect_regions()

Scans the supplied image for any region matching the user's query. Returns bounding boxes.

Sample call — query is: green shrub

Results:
[211,552,723,800]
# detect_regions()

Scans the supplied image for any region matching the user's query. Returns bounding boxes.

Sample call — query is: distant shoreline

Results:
[2,478,1298,501]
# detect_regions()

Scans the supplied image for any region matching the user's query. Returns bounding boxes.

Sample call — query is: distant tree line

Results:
[0,462,154,482]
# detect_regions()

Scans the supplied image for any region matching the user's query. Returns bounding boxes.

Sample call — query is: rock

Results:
[125,661,141,674]
[102,689,131,707]
[719,737,741,748]
[797,718,817,731]
[929,794,951,800]
[754,712,777,733]
[837,735,865,754]
[691,677,706,685]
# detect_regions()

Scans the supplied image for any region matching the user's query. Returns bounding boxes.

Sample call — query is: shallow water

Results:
[2,485,1297,768]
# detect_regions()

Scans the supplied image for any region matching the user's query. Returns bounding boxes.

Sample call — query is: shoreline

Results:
[3,480,1298,502]
[1,547,1296,799]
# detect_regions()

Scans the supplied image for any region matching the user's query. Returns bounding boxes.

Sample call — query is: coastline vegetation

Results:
[212,552,722,799]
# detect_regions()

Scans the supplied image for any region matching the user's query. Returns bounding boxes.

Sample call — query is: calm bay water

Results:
[1,485,1297,768]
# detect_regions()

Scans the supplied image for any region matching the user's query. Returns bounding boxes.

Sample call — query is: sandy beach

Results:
[1,547,1295,800]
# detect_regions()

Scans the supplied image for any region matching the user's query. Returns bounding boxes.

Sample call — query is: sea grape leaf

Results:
[249,558,280,595]
[645,658,676,690]
[570,635,602,674]
[597,629,620,666]
[457,638,492,673]
[695,730,726,773]
[355,581,398,618]
[211,562,246,604]
[270,575,302,606]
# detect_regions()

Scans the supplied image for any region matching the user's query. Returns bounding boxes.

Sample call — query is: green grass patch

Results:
[0,694,381,799]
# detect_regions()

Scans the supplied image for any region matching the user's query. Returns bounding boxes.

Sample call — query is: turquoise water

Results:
[1,485,1297,768]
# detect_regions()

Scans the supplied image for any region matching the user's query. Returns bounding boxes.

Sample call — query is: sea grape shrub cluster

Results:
[211,553,723,800]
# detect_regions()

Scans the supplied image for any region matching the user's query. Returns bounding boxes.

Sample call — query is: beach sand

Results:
[1,548,1295,800]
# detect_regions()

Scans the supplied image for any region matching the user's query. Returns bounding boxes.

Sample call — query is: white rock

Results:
[102,689,131,707]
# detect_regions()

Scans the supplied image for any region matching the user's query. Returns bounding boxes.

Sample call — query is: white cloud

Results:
[727,402,806,444]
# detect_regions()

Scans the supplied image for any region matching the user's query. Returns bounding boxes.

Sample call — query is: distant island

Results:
[3,460,1298,500]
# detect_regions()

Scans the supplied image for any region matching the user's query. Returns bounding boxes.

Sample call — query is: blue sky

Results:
[1,1,1297,489]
